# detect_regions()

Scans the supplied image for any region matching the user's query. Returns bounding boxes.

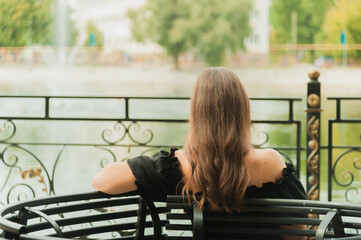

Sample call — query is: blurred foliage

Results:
[323,0,361,59]
[127,0,252,67]
[0,0,52,46]
[270,0,334,44]
[83,21,104,48]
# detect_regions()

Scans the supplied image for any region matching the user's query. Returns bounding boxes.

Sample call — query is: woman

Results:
[92,67,306,239]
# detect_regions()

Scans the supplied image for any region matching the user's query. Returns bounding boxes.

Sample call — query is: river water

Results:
[0,64,360,204]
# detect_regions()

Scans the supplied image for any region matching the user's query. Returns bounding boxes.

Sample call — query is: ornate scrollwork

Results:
[127,122,153,145]
[102,122,127,144]
[49,146,66,195]
[307,94,320,107]
[307,113,321,237]
[0,164,21,192]
[1,145,52,201]
[332,149,361,188]
[345,187,361,204]
[251,127,269,148]
[1,146,19,167]
[7,183,36,204]
[307,115,320,201]
[95,146,117,167]
[0,120,16,142]
[102,122,153,145]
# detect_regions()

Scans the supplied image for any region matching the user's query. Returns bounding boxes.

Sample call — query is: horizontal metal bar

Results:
[25,208,63,237]
[167,197,361,212]
[165,223,192,231]
[19,234,73,240]
[0,117,303,124]
[0,142,304,150]
[166,213,192,220]
[0,96,189,100]
[328,119,361,123]
[0,95,301,101]
[333,236,361,240]
[0,191,138,217]
[27,210,139,232]
[31,198,139,218]
[0,117,189,122]
[165,237,193,240]
[204,226,317,236]
[321,145,361,149]
[61,222,137,238]
[0,218,28,235]
[206,215,321,225]
[327,97,361,100]
[252,120,301,124]
[59,220,167,238]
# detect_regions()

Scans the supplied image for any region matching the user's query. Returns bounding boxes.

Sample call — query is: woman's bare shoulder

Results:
[255,148,286,166]
[252,148,287,184]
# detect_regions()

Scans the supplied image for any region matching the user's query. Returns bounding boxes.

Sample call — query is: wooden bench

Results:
[1,192,361,239]
[165,195,361,239]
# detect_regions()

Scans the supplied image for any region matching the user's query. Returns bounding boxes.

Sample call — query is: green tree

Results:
[270,0,334,44]
[323,0,361,60]
[127,0,192,68]
[0,0,52,46]
[190,0,252,66]
[127,0,251,67]
[83,21,104,48]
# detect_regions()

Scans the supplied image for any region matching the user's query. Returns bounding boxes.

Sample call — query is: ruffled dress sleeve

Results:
[127,148,182,202]
[245,163,307,200]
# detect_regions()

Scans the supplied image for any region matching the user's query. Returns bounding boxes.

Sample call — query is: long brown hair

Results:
[183,67,252,212]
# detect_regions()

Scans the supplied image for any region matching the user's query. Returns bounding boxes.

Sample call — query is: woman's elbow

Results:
[92,172,105,192]
[91,162,137,194]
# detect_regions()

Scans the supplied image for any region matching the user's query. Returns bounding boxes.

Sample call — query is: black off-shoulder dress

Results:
[127,148,307,239]
[127,148,306,202]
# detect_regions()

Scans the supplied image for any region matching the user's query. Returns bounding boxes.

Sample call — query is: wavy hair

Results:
[183,67,252,212]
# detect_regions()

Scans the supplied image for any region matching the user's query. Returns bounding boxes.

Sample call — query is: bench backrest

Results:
[165,196,361,240]
[0,191,166,240]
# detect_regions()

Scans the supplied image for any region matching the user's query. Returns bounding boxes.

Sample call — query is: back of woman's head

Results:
[183,67,251,212]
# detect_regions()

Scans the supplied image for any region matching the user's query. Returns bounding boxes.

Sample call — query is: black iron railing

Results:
[0,96,302,205]
[328,97,361,202]
[0,70,360,205]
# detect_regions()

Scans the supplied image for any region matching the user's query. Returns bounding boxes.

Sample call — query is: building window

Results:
[250,34,259,45]
[251,9,259,20]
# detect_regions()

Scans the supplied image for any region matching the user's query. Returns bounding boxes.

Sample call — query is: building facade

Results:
[69,0,162,54]
[244,0,271,54]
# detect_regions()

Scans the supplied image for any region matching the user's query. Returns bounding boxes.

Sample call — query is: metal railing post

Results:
[305,68,322,202]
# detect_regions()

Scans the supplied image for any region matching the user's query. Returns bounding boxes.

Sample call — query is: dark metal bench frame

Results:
[1,192,361,239]
[165,196,361,240]
[0,191,165,240]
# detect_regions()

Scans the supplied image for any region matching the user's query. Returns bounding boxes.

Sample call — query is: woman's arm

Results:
[92,162,137,194]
